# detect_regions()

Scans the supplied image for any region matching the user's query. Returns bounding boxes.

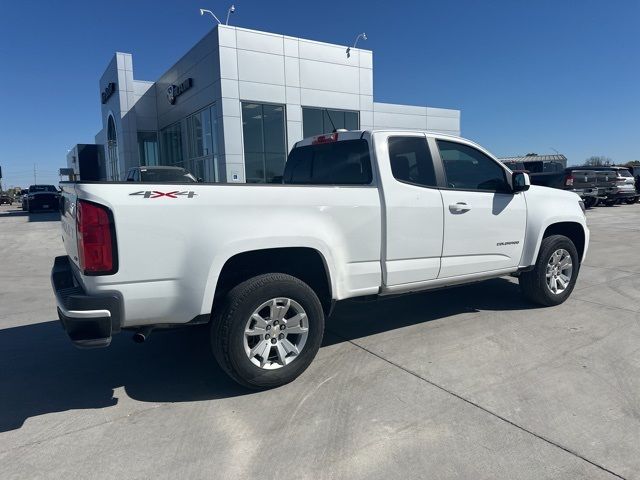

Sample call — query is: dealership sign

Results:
[101,82,116,104]
[167,78,193,105]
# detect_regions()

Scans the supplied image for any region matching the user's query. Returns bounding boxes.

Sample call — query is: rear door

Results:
[435,138,526,278]
[373,132,444,286]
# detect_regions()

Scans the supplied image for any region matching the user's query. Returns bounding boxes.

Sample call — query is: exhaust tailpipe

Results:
[133,326,153,344]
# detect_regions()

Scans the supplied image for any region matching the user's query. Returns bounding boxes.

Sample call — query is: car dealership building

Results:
[91,25,461,183]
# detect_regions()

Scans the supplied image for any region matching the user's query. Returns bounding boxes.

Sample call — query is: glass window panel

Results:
[437,140,508,192]
[345,111,359,130]
[388,136,436,187]
[323,109,343,133]
[160,122,183,166]
[242,103,264,153]
[265,153,286,183]
[193,113,204,158]
[303,108,359,137]
[138,131,158,167]
[245,153,264,183]
[263,104,286,154]
[202,108,213,156]
[302,108,323,138]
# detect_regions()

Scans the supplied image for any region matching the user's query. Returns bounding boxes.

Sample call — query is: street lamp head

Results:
[199,8,222,24]
[346,32,367,58]
[226,4,236,25]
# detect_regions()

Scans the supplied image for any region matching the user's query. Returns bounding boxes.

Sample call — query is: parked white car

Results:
[52,130,589,388]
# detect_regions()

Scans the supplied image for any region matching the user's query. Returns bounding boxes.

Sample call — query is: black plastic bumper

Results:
[51,256,122,348]
[610,191,637,200]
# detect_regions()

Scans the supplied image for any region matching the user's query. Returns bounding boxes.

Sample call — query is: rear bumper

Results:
[29,196,60,211]
[610,190,637,200]
[570,188,598,199]
[51,256,121,348]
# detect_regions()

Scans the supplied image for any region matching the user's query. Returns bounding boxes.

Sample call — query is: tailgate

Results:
[596,172,616,188]
[59,184,80,269]
[571,170,597,189]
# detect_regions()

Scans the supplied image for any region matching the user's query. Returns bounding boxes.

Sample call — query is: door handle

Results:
[449,202,471,213]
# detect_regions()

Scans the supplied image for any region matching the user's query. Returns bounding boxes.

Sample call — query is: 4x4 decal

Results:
[129,191,197,199]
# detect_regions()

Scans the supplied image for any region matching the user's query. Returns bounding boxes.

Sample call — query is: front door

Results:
[435,139,526,278]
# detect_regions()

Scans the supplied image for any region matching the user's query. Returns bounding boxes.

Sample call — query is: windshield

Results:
[29,185,57,192]
[618,170,632,177]
[139,169,197,183]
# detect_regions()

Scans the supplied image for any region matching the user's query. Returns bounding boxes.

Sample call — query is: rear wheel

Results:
[211,273,325,389]
[625,197,638,205]
[583,197,597,209]
[519,235,580,306]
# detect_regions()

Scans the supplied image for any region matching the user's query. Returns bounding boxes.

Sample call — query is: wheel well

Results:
[212,247,333,316]
[543,222,585,261]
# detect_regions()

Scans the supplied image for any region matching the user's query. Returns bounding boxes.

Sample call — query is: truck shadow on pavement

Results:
[0,277,538,433]
[324,277,540,345]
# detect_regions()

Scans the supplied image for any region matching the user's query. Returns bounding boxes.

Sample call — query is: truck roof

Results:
[293,129,471,149]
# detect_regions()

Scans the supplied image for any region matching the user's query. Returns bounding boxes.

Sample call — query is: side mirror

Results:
[511,171,530,192]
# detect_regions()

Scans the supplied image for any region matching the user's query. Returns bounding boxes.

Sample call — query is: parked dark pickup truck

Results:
[22,185,60,212]
[501,163,599,208]
[574,167,638,206]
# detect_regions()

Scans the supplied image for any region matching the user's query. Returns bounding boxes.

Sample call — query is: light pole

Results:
[199,4,236,25]
[346,32,367,58]
[199,8,222,24]
[225,5,235,25]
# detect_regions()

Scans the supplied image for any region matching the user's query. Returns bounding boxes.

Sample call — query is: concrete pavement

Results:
[0,203,638,479]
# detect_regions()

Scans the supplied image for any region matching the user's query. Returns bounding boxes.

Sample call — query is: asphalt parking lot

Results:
[1,202,639,480]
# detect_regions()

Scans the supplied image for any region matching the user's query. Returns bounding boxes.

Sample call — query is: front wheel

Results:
[211,273,325,389]
[519,235,580,306]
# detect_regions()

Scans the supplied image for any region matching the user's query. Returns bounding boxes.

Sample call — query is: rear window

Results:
[29,185,57,192]
[284,139,372,185]
[139,169,197,183]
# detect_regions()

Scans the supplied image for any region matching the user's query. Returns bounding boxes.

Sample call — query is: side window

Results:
[437,140,509,192]
[388,136,437,187]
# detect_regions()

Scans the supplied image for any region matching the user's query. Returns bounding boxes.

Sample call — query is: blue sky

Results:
[0,0,638,187]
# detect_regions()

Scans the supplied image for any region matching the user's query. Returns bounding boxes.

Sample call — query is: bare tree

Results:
[584,156,612,166]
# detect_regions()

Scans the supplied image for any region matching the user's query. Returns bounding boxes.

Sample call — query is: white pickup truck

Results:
[52,130,589,388]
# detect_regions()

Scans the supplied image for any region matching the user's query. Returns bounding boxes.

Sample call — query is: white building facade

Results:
[94,25,461,183]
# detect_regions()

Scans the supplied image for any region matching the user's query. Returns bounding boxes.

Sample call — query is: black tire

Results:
[583,197,596,209]
[604,200,615,207]
[625,198,638,205]
[519,234,580,306]
[211,273,325,389]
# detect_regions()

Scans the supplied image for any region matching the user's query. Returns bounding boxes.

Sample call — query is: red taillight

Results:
[77,200,115,274]
[565,174,574,186]
[312,132,339,144]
